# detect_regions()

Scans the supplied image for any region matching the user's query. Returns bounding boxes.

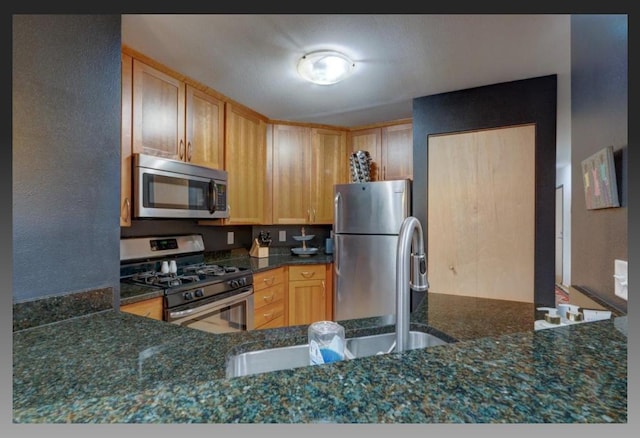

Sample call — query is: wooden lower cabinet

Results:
[120,297,163,320]
[253,267,287,329]
[288,264,333,326]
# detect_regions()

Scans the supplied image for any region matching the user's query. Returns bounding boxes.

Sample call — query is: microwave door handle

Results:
[208,180,218,214]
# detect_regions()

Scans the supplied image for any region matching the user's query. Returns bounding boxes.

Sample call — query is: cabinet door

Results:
[311,128,347,224]
[132,59,185,159]
[186,85,224,169]
[272,124,311,224]
[288,279,327,326]
[120,53,133,227]
[381,123,413,180]
[349,127,382,181]
[224,104,268,224]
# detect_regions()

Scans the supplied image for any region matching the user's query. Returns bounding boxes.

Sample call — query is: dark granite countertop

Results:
[13,280,627,423]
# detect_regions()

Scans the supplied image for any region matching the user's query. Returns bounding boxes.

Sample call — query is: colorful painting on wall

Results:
[581,146,620,210]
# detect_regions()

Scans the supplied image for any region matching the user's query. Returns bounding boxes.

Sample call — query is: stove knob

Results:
[195,289,204,298]
[229,280,239,288]
[183,291,194,301]
[239,277,246,286]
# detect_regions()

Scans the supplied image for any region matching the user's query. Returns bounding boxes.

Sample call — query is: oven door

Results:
[166,288,254,334]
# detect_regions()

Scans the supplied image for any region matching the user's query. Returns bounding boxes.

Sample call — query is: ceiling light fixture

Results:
[297,50,355,85]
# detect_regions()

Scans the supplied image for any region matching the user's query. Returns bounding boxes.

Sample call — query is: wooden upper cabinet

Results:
[224,103,268,224]
[349,122,413,181]
[349,127,382,181]
[311,128,347,224]
[272,124,312,224]
[185,85,224,169]
[272,124,347,224]
[131,59,224,169]
[132,59,185,159]
[381,123,413,180]
[121,53,133,227]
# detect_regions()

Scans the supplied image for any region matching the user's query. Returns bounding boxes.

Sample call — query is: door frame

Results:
[413,75,557,307]
[555,185,564,285]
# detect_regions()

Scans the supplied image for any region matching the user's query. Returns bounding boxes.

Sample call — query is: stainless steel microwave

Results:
[132,153,229,220]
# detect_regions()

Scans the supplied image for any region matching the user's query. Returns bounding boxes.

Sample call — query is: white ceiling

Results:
[121,14,572,167]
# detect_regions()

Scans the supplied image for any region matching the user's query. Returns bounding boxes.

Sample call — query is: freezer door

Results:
[334,179,410,235]
[334,234,398,321]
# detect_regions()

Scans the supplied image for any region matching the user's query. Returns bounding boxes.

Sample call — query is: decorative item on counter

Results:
[308,320,345,365]
[291,226,319,257]
[250,230,271,258]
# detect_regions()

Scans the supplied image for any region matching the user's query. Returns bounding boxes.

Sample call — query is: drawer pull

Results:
[301,271,315,278]
[263,311,274,320]
[262,293,275,303]
[263,277,275,285]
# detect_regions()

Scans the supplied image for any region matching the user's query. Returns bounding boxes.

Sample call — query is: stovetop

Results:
[123,263,251,291]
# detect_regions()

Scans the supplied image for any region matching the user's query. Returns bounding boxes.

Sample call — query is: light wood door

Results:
[185,85,224,169]
[428,124,535,303]
[381,123,413,180]
[132,59,185,159]
[224,104,267,224]
[349,127,381,181]
[272,124,312,224]
[120,53,133,227]
[311,128,347,224]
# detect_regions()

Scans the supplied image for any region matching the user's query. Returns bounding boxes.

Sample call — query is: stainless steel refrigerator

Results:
[333,179,411,321]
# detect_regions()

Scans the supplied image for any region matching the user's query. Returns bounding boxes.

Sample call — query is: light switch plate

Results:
[614,259,627,300]
[227,231,234,245]
[279,230,286,242]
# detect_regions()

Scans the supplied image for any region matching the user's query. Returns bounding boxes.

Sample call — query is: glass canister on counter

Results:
[308,320,345,365]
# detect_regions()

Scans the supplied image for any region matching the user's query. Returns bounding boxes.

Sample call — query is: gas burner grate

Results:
[183,263,241,276]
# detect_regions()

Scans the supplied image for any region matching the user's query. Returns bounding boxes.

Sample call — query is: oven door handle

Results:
[208,180,218,215]
[168,288,253,319]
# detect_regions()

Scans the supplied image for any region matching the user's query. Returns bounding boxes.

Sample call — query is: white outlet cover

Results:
[614,259,628,300]
[227,231,234,245]
[279,230,286,242]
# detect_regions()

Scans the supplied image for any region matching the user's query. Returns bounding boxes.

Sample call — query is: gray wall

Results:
[13,15,121,303]
[570,15,628,313]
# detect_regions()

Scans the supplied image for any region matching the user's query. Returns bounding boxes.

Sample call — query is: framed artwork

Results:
[581,146,620,210]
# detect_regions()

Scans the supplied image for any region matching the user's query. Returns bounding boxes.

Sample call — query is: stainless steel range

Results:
[120,234,254,334]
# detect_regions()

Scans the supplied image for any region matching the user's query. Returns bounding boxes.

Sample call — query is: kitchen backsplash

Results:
[120,220,332,252]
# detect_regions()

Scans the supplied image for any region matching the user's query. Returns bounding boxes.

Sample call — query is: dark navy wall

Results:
[570,15,628,313]
[13,15,121,302]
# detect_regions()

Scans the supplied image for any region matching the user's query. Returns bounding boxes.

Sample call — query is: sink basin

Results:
[226,330,448,378]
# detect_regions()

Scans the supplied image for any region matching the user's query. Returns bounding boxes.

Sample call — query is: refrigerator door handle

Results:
[334,191,342,229]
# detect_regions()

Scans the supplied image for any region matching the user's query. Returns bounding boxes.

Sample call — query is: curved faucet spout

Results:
[396,216,429,353]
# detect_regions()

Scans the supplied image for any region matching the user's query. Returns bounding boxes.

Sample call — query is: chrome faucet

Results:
[395,216,429,353]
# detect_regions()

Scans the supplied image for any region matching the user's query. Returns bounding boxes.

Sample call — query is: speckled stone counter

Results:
[13,287,627,423]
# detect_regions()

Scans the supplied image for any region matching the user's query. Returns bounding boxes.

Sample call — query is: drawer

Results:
[253,300,285,328]
[253,283,286,310]
[289,264,325,282]
[255,314,285,330]
[121,297,163,320]
[253,267,286,291]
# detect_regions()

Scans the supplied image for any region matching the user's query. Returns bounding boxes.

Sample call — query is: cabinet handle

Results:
[301,271,315,278]
[122,197,130,221]
[179,139,185,159]
[383,165,386,180]
[263,277,275,286]
[312,208,316,222]
[322,280,325,297]
[143,311,151,317]
[263,311,274,320]
[307,208,311,223]
[187,141,192,161]
[262,292,275,303]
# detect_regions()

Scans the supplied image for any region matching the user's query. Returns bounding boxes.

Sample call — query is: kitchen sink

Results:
[226,330,448,378]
